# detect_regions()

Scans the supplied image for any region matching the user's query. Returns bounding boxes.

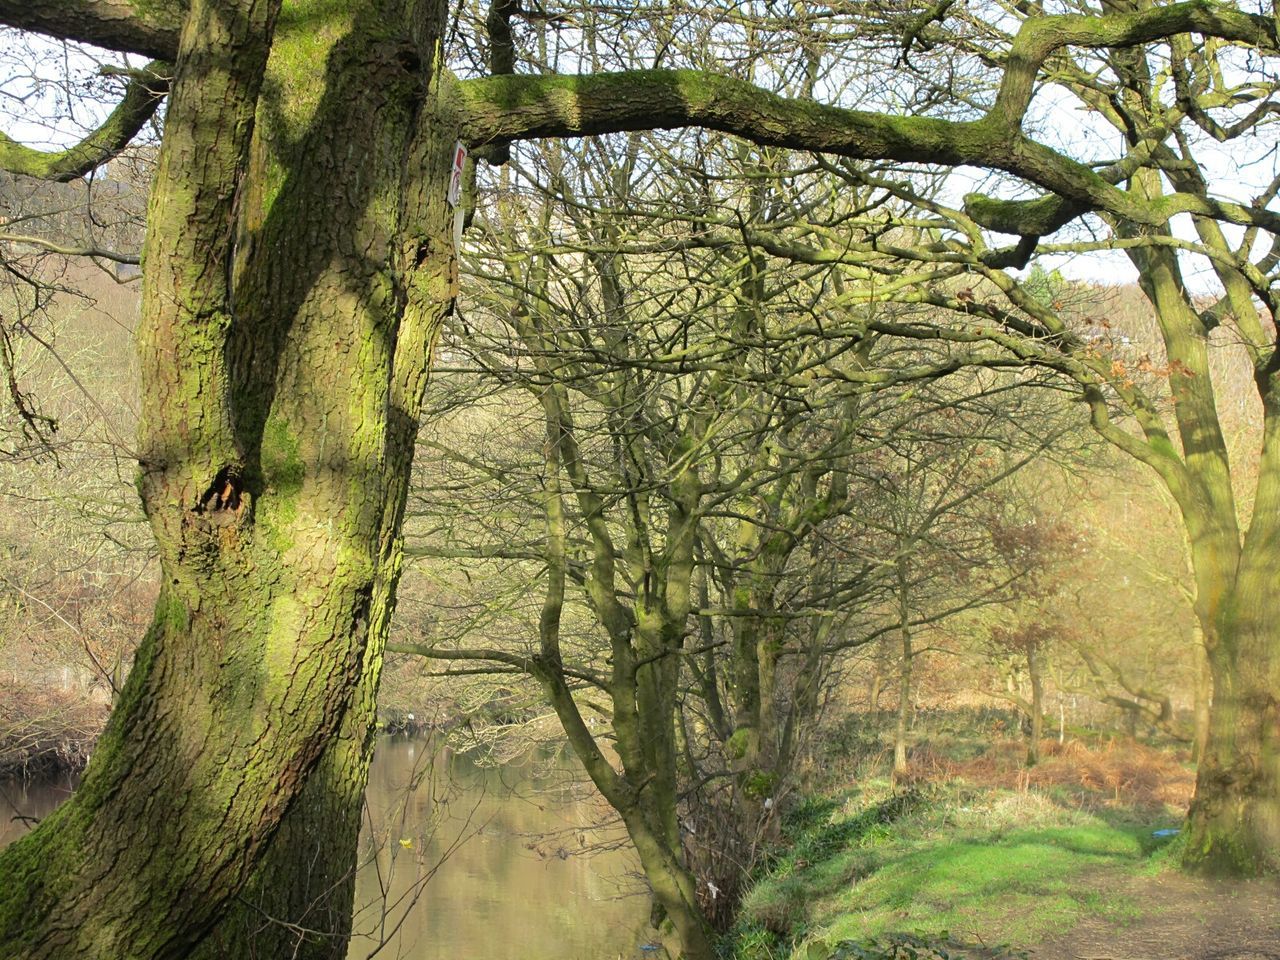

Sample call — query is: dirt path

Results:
[1033,872,1280,960]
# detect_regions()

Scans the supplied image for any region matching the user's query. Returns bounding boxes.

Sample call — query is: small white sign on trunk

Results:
[447,141,467,207]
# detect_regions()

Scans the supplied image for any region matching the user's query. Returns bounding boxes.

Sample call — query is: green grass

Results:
[818,822,1140,944]
[732,781,1176,960]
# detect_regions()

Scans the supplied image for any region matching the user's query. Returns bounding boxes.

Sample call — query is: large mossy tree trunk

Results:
[189,3,456,952]
[193,706,379,960]
[1120,227,1280,875]
[1182,405,1280,875]
[0,0,458,955]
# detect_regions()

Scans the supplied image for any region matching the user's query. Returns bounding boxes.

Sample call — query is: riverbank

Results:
[0,677,454,779]
[727,736,1280,960]
[0,679,108,779]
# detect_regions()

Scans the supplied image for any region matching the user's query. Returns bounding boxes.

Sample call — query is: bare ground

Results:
[1033,871,1280,960]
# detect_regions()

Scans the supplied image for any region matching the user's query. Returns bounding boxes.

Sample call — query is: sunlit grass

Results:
[735,779,1175,959]
[817,822,1142,945]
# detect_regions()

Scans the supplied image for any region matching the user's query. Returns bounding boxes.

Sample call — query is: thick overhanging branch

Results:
[0,60,169,181]
[460,69,1021,176]
[456,68,1167,228]
[0,0,182,58]
[458,0,1278,234]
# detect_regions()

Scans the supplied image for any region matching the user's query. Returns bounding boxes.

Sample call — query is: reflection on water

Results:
[0,770,78,848]
[349,736,650,960]
[0,737,651,960]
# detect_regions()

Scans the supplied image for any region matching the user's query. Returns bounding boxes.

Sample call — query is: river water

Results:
[0,736,652,959]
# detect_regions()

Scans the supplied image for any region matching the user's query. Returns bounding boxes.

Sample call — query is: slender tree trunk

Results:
[635,616,684,854]
[869,639,887,712]
[623,805,718,960]
[526,377,716,960]
[1026,645,1044,767]
[892,562,912,781]
[777,612,833,781]
[893,638,913,780]
[726,609,784,836]
[538,665,717,960]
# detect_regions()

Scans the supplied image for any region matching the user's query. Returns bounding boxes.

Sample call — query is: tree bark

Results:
[892,562,913,781]
[1193,637,1212,764]
[1026,645,1044,767]
[1182,401,1280,875]
[0,0,458,955]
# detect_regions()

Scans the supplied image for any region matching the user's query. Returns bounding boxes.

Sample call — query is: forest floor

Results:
[731,731,1278,960]
[1034,870,1280,960]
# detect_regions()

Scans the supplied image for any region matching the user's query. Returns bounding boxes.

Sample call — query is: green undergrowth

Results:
[728,778,1182,960]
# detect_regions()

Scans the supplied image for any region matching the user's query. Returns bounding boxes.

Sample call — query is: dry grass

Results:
[908,736,1195,812]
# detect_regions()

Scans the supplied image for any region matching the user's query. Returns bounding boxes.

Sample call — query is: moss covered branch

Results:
[458,0,1278,234]
[0,61,169,182]
[0,0,182,58]
[460,69,1012,167]
[453,69,1176,229]
[989,1,1278,127]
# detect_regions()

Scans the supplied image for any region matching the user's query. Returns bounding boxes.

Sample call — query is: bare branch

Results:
[0,232,140,264]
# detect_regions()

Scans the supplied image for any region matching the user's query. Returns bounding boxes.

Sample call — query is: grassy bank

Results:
[730,735,1193,960]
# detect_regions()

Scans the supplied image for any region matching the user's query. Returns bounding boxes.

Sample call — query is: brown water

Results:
[1,737,652,960]
[0,769,79,848]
